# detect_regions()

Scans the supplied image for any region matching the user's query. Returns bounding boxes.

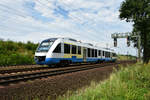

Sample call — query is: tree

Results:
[119,0,150,63]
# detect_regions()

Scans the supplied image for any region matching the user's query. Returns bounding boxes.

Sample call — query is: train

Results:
[34,38,117,66]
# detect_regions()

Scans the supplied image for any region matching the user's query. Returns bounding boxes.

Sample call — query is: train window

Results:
[88,48,91,57]
[99,50,101,56]
[107,52,109,57]
[113,53,116,57]
[108,52,110,57]
[105,52,107,57]
[103,51,105,56]
[78,46,81,54]
[72,45,77,54]
[64,44,70,54]
[110,52,112,57]
[92,49,94,57]
[95,49,97,57]
[105,52,110,57]
[53,43,61,53]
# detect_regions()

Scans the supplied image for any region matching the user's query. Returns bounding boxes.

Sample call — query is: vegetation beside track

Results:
[118,54,137,61]
[0,40,38,66]
[59,63,150,100]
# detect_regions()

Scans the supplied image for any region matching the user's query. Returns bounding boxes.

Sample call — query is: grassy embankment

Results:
[0,40,38,66]
[58,63,150,100]
[118,54,137,61]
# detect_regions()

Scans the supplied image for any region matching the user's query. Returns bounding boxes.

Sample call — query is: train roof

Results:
[43,37,115,53]
[42,38,58,42]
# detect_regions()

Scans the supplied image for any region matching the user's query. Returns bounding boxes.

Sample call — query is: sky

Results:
[0,0,137,56]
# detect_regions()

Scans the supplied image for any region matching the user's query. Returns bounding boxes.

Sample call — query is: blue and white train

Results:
[34,38,117,66]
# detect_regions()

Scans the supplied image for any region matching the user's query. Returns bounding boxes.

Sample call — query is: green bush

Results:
[25,41,38,53]
[0,53,35,66]
[0,40,37,66]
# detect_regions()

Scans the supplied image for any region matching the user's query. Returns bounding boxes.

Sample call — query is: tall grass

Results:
[59,64,150,100]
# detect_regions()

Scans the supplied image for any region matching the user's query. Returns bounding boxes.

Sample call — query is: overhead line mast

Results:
[111,32,141,62]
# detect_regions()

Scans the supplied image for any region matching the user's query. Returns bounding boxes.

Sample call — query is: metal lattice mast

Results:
[111,32,141,61]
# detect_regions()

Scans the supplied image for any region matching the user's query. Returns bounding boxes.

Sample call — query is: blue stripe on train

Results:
[35,57,116,65]
[36,58,83,65]
[45,58,84,64]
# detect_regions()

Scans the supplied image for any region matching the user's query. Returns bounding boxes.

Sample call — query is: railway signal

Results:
[114,38,117,47]
[134,42,137,47]
[111,32,131,47]
[127,36,130,47]
[111,32,141,62]
[134,39,138,47]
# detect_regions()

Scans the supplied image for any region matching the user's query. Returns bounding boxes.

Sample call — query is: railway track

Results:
[0,63,95,74]
[0,66,49,74]
[0,60,134,74]
[0,61,136,86]
[0,63,116,85]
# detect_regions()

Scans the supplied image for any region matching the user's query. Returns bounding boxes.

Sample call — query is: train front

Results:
[34,38,57,65]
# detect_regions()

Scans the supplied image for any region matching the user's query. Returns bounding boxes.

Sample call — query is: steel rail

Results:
[0,66,50,74]
[0,61,135,74]
[0,63,118,85]
[0,63,96,74]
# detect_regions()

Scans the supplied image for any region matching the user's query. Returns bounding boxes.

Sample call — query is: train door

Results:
[83,48,87,62]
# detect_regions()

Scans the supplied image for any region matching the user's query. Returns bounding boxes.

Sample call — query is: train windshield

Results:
[36,41,54,52]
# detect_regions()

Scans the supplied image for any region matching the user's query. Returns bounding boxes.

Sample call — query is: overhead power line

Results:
[35,0,92,38]
[0,3,28,18]
[42,0,107,41]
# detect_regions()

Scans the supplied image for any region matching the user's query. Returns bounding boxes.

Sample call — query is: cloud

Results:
[0,0,136,55]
